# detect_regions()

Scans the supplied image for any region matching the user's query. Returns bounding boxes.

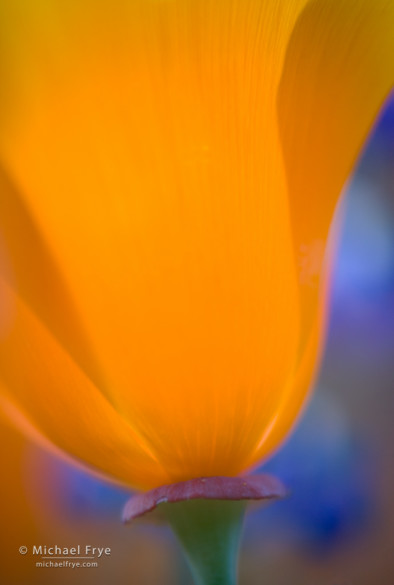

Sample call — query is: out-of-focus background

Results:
[0,95,393,585]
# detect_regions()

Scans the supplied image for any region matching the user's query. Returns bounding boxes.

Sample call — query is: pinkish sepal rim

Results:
[123,474,287,523]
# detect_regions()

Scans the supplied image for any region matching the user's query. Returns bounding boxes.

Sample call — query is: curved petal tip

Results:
[122,474,287,523]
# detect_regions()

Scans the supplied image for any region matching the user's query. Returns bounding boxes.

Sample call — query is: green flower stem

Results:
[163,499,246,585]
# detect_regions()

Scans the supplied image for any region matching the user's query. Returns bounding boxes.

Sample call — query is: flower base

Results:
[123,475,286,585]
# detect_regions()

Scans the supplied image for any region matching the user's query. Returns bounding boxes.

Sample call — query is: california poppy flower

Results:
[0,0,393,496]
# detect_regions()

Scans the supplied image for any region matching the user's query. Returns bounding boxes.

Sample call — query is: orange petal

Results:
[1,0,392,485]
[0,276,169,490]
[0,1,309,482]
[278,0,394,340]
[0,166,106,394]
[247,0,394,466]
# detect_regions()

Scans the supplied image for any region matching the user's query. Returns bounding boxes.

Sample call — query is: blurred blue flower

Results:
[247,395,376,555]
